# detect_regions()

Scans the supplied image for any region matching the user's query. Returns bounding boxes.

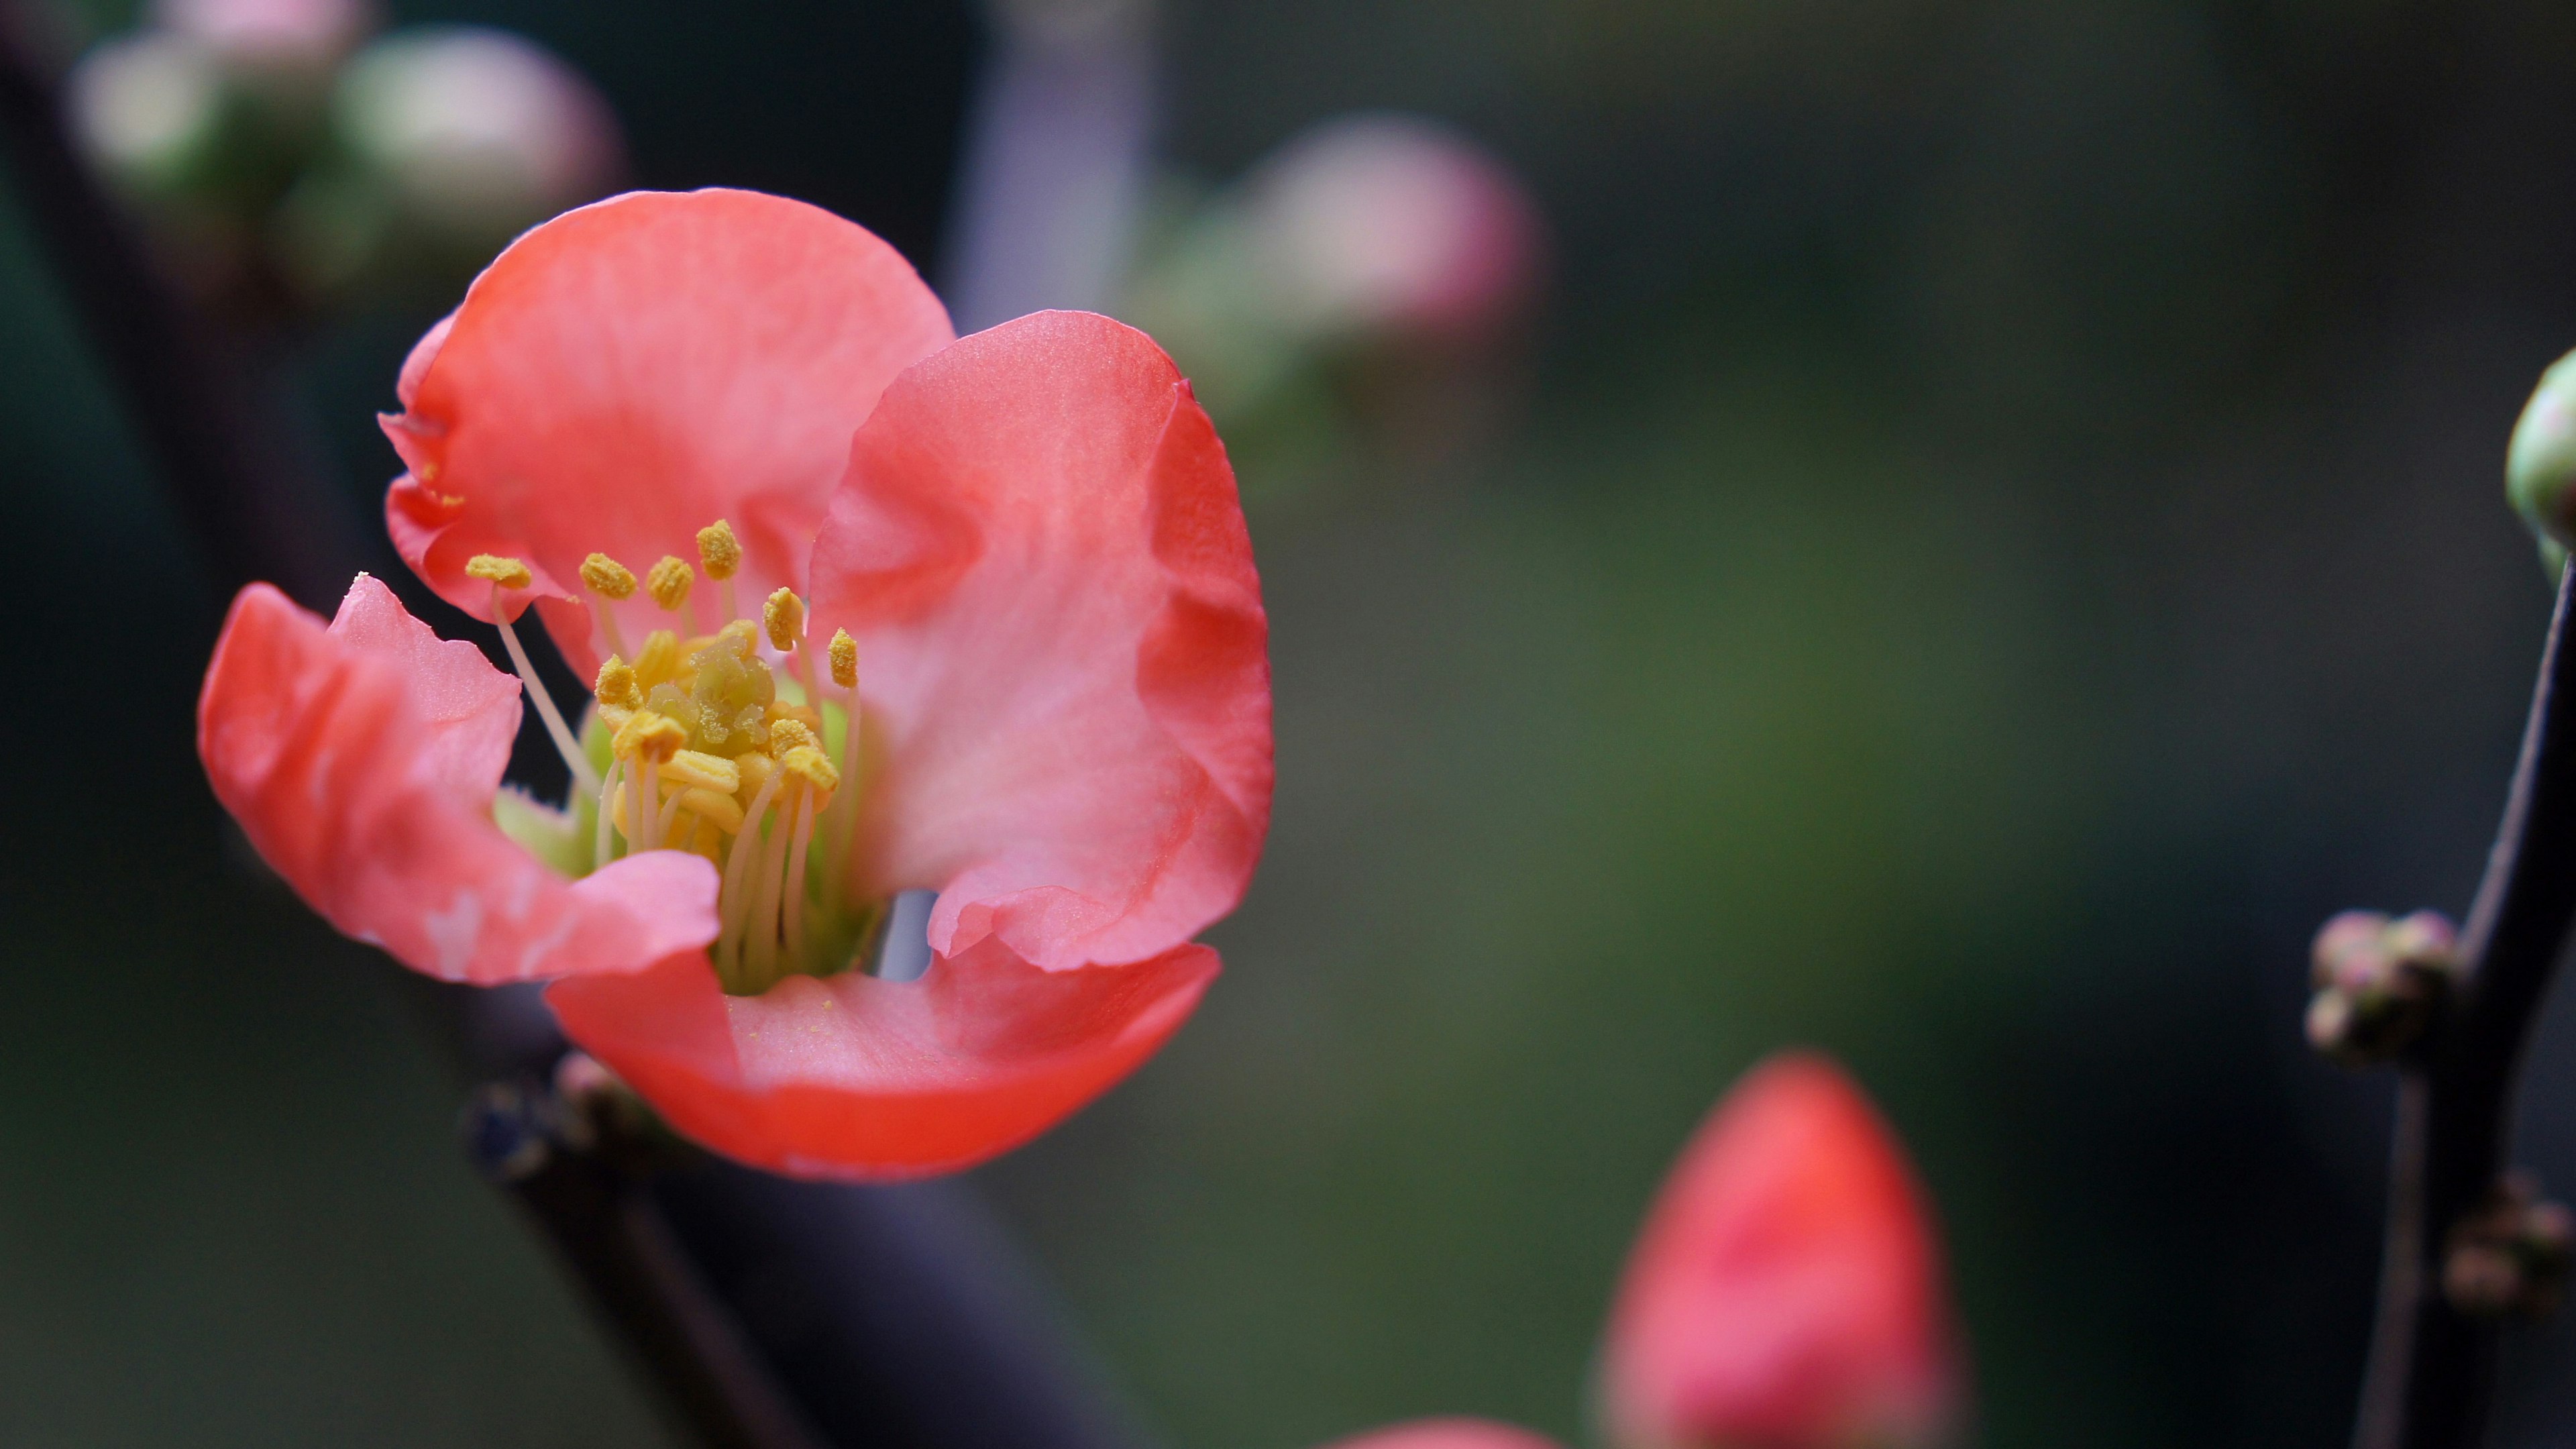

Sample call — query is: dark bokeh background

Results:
[11,0,2576,1444]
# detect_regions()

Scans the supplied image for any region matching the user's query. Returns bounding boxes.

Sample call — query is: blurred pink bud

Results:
[1242,113,1540,340]
[334,28,621,233]
[151,0,374,71]
[1599,1054,1964,1449]
[1320,1419,1565,1449]
[67,31,221,185]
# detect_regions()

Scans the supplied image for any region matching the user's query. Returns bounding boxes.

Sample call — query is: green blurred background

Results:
[11,0,2576,1444]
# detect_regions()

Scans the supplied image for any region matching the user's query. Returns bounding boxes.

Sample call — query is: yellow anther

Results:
[664,749,741,794]
[828,629,857,689]
[646,555,694,611]
[466,554,532,590]
[634,629,682,688]
[697,520,742,580]
[612,710,686,763]
[769,718,817,756]
[714,619,758,660]
[766,700,820,733]
[594,656,641,710]
[580,553,636,599]
[781,744,841,795]
[734,751,777,800]
[763,588,804,651]
[678,787,746,835]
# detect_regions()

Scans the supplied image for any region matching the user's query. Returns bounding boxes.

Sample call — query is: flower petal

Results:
[544,936,1219,1179]
[382,188,955,663]
[199,582,722,983]
[323,572,518,806]
[809,311,1272,970]
[1598,1054,1965,1449]
[1319,1421,1563,1449]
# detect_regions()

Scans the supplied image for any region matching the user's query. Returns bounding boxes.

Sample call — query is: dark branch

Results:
[2354,561,2576,1449]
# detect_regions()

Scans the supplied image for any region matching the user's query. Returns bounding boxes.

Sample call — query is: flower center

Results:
[471,523,871,996]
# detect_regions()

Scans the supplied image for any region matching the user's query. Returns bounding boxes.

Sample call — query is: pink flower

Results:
[199,188,1272,1179]
[1599,1054,1965,1449]
[1304,1055,1962,1449]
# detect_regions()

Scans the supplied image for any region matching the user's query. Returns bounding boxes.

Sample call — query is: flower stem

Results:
[2352,561,2576,1449]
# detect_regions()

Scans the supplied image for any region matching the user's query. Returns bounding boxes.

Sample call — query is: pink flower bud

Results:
[1241,113,1540,340]
[1320,1419,1564,1449]
[333,28,621,235]
[150,0,374,72]
[1599,1054,1964,1449]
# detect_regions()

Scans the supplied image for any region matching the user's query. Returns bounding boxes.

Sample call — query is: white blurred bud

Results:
[1242,114,1540,340]
[151,0,375,74]
[66,32,223,189]
[333,27,621,235]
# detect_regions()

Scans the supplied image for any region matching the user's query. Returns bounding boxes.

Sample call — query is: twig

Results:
[2353,561,2576,1449]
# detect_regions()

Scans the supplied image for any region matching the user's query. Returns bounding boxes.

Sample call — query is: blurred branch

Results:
[2354,563,2576,1449]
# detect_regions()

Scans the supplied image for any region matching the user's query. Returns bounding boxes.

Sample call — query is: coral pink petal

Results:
[1599,1054,1964,1449]
[1319,1421,1564,1449]
[381,188,955,663]
[808,311,1271,970]
[199,582,722,984]
[323,572,519,805]
[545,936,1219,1179]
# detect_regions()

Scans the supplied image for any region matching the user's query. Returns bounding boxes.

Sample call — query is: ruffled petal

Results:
[382,188,955,665]
[323,572,518,806]
[199,582,722,984]
[1319,1421,1563,1449]
[544,936,1218,1179]
[1598,1055,1965,1449]
[808,311,1272,970]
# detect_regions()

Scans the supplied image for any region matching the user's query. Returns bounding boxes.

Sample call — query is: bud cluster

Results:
[66,0,621,321]
[2305,910,2460,1069]
[2445,1175,2576,1320]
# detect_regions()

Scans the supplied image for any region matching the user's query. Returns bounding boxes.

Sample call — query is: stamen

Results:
[466,553,533,590]
[613,710,684,852]
[656,782,689,841]
[763,588,803,651]
[594,655,641,712]
[663,749,740,794]
[580,553,636,599]
[769,718,818,756]
[491,585,600,798]
[680,786,745,835]
[828,629,857,690]
[581,552,636,659]
[698,520,742,624]
[828,628,859,840]
[634,629,682,690]
[745,781,796,986]
[783,786,816,967]
[593,757,623,869]
[765,587,820,701]
[717,769,786,983]
[637,756,661,849]
[646,555,694,614]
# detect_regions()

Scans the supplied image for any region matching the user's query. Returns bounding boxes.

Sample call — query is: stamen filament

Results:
[656,786,688,842]
[593,757,623,870]
[496,605,602,796]
[635,757,661,850]
[745,784,798,988]
[784,788,816,966]
[596,602,628,661]
[718,772,786,984]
